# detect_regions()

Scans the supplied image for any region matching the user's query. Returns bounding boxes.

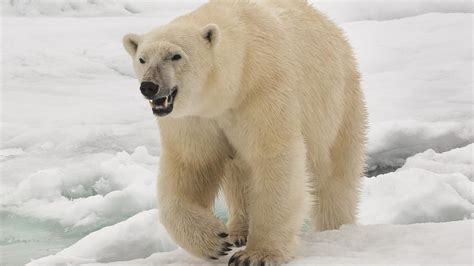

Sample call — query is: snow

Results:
[403,144,474,180]
[2,147,158,228]
[28,215,474,265]
[2,0,472,22]
[1,0,202,17]
[360,145,473,225]
[29,210,177,265]
[294,220,473,265]
[26,145,474,265]
[315,0,473,23]
[343,13,474,171]
[1,1,473,265]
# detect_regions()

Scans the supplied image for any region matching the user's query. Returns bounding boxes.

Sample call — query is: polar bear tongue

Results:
[150,88,178,117]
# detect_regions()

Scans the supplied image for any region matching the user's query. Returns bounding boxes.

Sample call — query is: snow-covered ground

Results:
[28,145,474,265]
[1,1,473,265]
[30,215,474,265]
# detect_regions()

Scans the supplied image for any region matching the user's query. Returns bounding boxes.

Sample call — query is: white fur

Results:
[124,0,367,264]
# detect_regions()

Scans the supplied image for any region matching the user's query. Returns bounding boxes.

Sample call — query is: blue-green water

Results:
[0,212,93,266]
[0,204,229,265]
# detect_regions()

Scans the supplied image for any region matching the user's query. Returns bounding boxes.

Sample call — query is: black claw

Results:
[209,256,218,260]
[243,258,251,266]
[224,242,234,247]
[234,257,241,266]
[218,232,229,238]
[219,251,229,256]
[229,255,241,266]
[235,240,243,247]
[222,247,232,252]
[228,255,237,265]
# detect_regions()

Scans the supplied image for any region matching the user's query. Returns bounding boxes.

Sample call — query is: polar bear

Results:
[123,0,367,265]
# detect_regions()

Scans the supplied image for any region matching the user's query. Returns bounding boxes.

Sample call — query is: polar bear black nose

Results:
[140,82,159,98]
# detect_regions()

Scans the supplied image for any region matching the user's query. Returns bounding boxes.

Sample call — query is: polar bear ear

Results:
[201,24,220,47]
[123,33,141,56]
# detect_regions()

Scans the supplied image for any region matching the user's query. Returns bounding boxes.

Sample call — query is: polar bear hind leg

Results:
[311,83,367,231]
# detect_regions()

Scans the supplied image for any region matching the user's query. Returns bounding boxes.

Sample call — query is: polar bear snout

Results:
[140,81,179,117]
[140,81,160,99]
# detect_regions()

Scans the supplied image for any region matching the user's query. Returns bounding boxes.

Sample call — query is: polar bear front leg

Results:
[223,158,251,247]
[158,148,233,260]
[228,104,309,265]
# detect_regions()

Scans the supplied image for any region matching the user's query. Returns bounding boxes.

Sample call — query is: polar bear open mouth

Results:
[149,87,178,117]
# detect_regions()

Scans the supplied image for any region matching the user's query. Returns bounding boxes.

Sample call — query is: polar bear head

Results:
[123,23,242,118]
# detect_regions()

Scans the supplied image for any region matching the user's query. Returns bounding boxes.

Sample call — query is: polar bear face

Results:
[123,24,222,118]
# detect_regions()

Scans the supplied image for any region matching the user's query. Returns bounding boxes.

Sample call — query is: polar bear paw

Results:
[164,212,234,260]
[200,232,234,260]
[227,218,249,247]
[228,249,287,266]
[229,234,247,247]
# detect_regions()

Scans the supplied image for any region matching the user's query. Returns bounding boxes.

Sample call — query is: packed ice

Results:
[0,0,472,265]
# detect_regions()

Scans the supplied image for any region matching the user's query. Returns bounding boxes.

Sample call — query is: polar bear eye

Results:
[171,54,182,61]
[139,58,146,64]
